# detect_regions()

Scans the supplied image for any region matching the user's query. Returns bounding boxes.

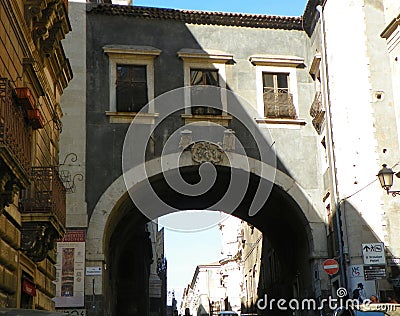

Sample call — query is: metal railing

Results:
[0,78,32,176]
[22,166,66,227]
[263,88,297,119]
[309,91,323,117]
[62,0,68,12]
[309,92,325,133]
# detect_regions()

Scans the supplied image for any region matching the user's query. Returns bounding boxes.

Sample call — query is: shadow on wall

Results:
[247,199,400,316]
[338,200,400,301]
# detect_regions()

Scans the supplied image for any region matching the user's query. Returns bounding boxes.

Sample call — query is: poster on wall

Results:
[54,230,86,307]
[348,265,376,299]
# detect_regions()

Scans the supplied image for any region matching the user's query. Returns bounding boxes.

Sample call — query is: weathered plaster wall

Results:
[60,1,88,227]
[381,0,400,261]
[383,0,400,23]
[323,0,400,266]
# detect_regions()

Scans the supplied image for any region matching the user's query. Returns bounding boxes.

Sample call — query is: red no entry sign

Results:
[323,259,339,275]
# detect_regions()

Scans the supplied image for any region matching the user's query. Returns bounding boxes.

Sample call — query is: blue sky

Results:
[159,211,226,305]
[142,0,309,306]
[134,0,309,16]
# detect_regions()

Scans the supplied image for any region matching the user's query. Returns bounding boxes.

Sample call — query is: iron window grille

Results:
[262,72,297,119]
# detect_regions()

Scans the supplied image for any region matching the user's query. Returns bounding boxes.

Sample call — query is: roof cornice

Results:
[302,0,322,36]
[88,4,303,30]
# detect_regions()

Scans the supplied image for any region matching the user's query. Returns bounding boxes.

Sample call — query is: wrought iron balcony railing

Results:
[0,78,32,178]
[263,88,297,119]
[309,92,325,134]
[22,166,66,228]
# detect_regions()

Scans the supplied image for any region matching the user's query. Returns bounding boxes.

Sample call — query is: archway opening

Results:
[102,165,321,316]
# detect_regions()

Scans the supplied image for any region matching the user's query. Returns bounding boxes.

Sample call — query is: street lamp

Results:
[377,164,400,196]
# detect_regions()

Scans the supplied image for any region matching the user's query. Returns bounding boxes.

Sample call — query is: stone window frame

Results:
[103,45,161,124]
[178,49,233,127]
[250,55,306,126]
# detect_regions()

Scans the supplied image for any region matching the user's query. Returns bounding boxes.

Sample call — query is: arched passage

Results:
[86,155,328,316]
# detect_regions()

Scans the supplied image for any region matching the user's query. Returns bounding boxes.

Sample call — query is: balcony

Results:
[0,78,32,187]
[22,166,66,228]
[20,166,66,261]
[27,108,45,130]
[263,89,297,119]
[309,92,325,134]
[15,87,35,110]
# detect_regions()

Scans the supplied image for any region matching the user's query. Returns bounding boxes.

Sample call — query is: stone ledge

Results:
[177,48,233,63]
[249,54,305,67]
[181,114,232,127]
[255,117,307,126]
[105,112,159,124]
[103,45,161,57]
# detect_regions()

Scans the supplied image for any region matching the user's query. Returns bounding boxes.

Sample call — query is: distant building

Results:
[218,217,243,314]
[167,290,177,316]
[239,223,263,314]
[181,216,243,315]
[181,262,224,316]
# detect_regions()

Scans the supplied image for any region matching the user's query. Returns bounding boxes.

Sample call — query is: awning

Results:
[22,279,36,296]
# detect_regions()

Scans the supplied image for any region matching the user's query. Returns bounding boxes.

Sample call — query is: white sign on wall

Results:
[85,266,102,276]
[362,243,386,265]
[54,230,86,308]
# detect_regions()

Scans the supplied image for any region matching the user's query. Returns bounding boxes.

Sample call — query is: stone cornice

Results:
[381,14,400,39]
[249,55,305,67]
[309,53,321,78]
[381,14,400,53]
[177,48,233,63]
[103,45,162,57]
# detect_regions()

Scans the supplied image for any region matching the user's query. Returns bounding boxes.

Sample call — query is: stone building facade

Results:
[181,263,224,316]
[0,0,72,310]
[304,0,400,300]
[56,0,400,315]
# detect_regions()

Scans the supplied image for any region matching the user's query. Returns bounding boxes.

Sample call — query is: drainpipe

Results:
[316,4,348,290]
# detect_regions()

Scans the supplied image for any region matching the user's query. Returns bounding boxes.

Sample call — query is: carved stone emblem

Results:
[21,222,58,262]
[191,142,224,164]
[0,170,20,211]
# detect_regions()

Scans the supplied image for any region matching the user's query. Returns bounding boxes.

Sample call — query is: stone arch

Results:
[85,153,330,316]
[86,153,327,271]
